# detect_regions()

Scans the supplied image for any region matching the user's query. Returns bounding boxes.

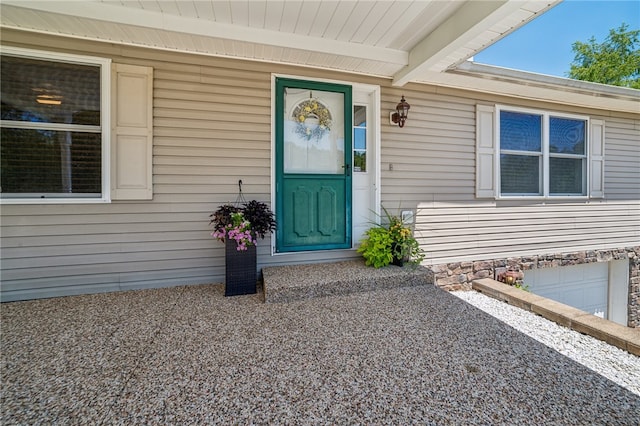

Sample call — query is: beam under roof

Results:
[393,0,525,86]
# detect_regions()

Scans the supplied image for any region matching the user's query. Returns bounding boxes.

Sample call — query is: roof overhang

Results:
[431,61,640,114]
[1,0,638,113]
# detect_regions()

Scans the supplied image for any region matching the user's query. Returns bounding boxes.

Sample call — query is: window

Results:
[498,106,588,198]
[1,47,110,202]
[353,105,367,172]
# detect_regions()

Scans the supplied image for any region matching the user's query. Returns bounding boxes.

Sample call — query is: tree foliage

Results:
[568,23,640,89]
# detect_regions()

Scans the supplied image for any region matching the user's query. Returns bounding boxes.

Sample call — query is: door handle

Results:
[342,164,351,176]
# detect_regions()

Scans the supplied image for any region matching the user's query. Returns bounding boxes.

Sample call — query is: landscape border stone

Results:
[472,278,640,356]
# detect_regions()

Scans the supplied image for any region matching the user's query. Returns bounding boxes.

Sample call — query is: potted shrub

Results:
[210,200,276,296]
[357,206,424,268]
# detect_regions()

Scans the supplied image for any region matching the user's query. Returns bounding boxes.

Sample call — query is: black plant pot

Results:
[224,239,257,296]
[391,243,408,267]
[392,256,405,267]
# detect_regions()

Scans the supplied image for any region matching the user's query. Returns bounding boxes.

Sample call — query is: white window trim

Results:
[495,104,590,201]
[0,46,111,204]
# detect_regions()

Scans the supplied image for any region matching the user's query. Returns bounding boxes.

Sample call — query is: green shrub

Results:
[357,227,394,268]
[357,206,425,268]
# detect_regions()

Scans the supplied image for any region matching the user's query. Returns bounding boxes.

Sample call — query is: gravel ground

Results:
[2,284,640,425]
[452,290,640,396]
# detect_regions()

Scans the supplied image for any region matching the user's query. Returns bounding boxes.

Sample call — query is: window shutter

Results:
[111,63,153,200]
[589,119,605,199]
[476,104,496,198]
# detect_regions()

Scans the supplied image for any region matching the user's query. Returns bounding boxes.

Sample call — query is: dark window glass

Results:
[500,154,541,195]
[1,128,101,194]
[550,157,585,195]
[1,54,102,198]
[1,56,100,126]
[354,152,366,173]
[500,111,542,152]
[499,109,587,198]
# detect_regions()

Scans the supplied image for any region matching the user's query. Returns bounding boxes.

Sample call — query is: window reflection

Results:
[353,105,366,172]
[1,56,100,126]
[550,117,585,154]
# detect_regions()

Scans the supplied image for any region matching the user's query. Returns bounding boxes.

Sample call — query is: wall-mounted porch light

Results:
[390,95,410,128]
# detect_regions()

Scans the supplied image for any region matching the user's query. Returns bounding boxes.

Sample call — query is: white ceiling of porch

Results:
[0,0,559,86]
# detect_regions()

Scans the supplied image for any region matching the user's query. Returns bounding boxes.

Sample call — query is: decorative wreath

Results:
[292,98,332,141]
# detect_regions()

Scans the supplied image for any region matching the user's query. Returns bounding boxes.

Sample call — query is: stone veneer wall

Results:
[431,247,640,328]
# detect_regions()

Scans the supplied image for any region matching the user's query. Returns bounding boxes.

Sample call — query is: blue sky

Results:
[473,0,640,77]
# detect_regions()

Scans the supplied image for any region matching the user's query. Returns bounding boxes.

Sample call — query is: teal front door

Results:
[275,78,352,252]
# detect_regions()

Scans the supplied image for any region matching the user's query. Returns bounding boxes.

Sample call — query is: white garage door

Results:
[524,263,608,318]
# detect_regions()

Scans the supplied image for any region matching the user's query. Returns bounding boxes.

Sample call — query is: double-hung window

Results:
[476,104,604,200]
[1,47,110,202]
[498,106,589,198]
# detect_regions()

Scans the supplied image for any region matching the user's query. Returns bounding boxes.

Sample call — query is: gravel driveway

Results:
[2,283,639,424]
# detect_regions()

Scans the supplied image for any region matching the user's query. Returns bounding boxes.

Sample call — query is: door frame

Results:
[270,73,380,256]
[274,77,352,253]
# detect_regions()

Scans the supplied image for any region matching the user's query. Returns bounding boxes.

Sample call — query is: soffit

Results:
[0,0,558,85]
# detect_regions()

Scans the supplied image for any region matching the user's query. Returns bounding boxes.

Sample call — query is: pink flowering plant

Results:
[212,212,255,251]
[210,201,276,251]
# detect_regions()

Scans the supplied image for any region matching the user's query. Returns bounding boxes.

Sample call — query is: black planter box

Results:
[225,239,257,296]
[391,243,407,267]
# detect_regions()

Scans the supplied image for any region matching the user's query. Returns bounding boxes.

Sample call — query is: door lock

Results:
[342,164,351,176]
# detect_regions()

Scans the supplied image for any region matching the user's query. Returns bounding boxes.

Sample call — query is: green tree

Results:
[568,23,640,89]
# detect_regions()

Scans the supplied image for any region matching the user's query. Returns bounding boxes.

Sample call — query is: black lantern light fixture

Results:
[391,95,410,128]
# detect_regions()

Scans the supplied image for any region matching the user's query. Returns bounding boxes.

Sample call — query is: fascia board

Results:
[418,70,640,115]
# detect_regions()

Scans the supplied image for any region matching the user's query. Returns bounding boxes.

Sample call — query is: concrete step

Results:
[262,259,434,303]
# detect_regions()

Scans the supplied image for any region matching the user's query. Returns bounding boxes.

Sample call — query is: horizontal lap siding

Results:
[416,201,640,264]
[151,63,271,220]
[380,91,640,266]
[0,36,277,301]
[1,30,638,300]
[380,87,476,209]
[604,117,640,199]
[0,31,371,301]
